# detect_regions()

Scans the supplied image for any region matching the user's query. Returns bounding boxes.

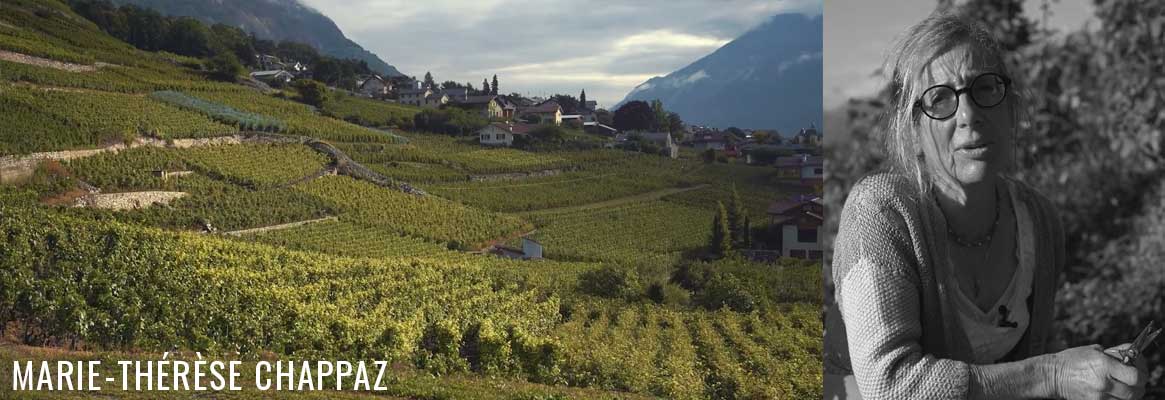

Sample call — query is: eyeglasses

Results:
[915,72,1011,120]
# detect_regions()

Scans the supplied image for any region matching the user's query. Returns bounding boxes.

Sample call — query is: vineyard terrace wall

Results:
[73,191,188,210]
[0,133,301,184]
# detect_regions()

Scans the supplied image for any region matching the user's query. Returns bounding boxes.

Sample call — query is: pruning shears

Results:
[1118,320,1161,365]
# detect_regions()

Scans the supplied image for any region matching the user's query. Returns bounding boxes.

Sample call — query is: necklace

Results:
[941,186,1000,248]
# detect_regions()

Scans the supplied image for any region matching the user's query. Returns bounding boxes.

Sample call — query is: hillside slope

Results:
[617,13,822,133]
[110,0,403,76]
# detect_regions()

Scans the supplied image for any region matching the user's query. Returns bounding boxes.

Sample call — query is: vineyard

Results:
[182,143,330,189]
[524,200,713,263]
[0,84,236,154]
[322,91,421,128]
[245,219,454,259]
[295,176,532,249]
[0,1,821,398]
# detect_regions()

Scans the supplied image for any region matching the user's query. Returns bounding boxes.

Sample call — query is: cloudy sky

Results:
[824,0,1096,110]
[299,0,823,109]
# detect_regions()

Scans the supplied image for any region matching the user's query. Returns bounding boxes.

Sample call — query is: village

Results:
[245,52,825,263]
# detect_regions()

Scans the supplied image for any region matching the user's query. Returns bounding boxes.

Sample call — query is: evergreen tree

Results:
[423,71,435,89]
[742,215,752,249]
[482,78,490,95]
[580,90,587,109]
[709,201,732,257]
[491,75,499,95]
[727,184,746,246]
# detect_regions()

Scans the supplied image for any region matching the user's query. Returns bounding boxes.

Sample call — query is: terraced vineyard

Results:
[553,303,822,399]
[194,90,408,144]
[0,84,236,154]
[323,91,421,128]
[182,143,330,189]
[296,176,532,249]
[246,219,454,259]
[0,1,820,398]
[524,200,712,263]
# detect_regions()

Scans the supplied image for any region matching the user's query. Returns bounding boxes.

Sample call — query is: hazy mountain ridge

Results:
[617,13,823,134]
[110,0,403,76]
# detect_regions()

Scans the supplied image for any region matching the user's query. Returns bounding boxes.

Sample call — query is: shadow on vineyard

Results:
[826,0,1164,394]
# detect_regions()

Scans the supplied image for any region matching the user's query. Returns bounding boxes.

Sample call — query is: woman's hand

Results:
[1052,344,1145,400]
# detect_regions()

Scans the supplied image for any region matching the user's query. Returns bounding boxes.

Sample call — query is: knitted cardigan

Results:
[823,172,1065,400]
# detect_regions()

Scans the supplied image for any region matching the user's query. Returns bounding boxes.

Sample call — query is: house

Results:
[583,100,597,111]
[357,75,391,97]
[249,70,294,85]
[792,125,822,146]
[687,130,740,151]
[520,101,562,125]
[490,237,543,260]
[496,96,518,119]
[767,194,823,260]
[478,122,536,146]
[438,87,469,102]
[452,95,504,119]
[583,121,617,136]
[398,88,449,108]
[774,154,824,187]
[560,114,583,127]
[255,54,283,71]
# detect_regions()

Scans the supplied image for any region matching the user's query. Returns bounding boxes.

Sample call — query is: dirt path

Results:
[0,49,103,72]
[223,216,337,236]
[517,183,710,217]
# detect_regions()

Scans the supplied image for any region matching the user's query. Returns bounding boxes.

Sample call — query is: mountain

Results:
[109,0,403,77]
[616,13,822,134]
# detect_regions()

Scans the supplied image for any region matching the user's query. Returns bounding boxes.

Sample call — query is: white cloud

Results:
[298,0,822,108]
[614,30,730,51]
[778,51,822,73]
[682,70,709,84]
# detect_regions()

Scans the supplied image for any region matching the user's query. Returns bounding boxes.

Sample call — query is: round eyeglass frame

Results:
[915,72,1012,120]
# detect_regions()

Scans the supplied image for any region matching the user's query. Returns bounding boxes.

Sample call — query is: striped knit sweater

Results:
[824,172,1066,399]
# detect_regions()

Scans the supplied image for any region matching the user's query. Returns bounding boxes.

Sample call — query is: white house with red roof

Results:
[767,194,823,260]
[479,122,536,146]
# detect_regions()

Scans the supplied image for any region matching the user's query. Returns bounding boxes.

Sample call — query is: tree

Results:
[650,99,667,131]
[708,202,732,257]
[207,52,243,82]
[666,112,684,134]
[123,5,167,51]
[164,17,213,57]
[579,90,587,109]
[292,79,328,108]
[727,184,746,247]
[423,71,435,89]
[441,81,463,90]
[529,125,566,144]
[482,78,490,95]
[595,108,613,126]
[491,75,498,95]
[549,94,579,114]
[613,101,654,131]
[209,24,254,67]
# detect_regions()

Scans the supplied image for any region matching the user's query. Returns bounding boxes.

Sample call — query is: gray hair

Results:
[882,10,1026,195]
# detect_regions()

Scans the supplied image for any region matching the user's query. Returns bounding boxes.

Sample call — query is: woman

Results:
[823,11,1148,400]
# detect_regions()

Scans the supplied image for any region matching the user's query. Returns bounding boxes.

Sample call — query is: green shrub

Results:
[577,265,641,300]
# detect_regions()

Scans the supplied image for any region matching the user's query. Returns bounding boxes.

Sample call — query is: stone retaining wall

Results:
[73,191,188,210]
[468,168,567,182]
[223,216,337,236]
[0,134,300,184]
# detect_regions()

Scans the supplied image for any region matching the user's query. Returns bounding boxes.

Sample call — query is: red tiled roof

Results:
[767,194,820,215]
[488,122,537,135]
